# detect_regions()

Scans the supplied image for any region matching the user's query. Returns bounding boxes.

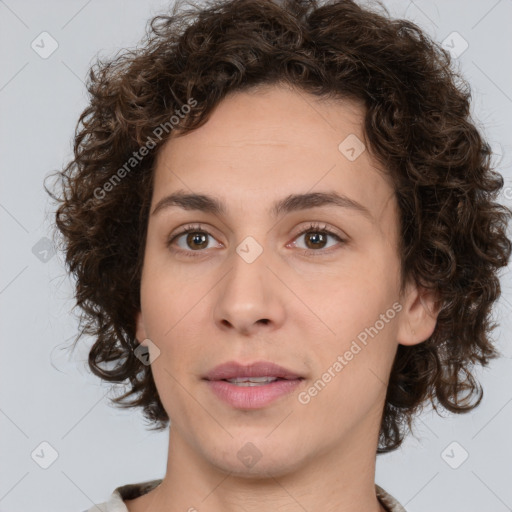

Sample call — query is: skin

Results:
[128,83,439,512]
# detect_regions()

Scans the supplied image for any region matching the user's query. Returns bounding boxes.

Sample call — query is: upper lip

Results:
[203,361,304,381]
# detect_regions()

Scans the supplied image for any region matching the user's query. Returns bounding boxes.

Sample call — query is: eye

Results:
[290,223,346,255]
[166,224,221,257]
[166,222,346,258]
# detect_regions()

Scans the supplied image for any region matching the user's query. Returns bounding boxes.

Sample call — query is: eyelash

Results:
[166,222,346,258]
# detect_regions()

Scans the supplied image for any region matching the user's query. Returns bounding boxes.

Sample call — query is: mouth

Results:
[204,378,304,409]
[219,376,295,386]
[203,360,304,382]
[202,361,305,409]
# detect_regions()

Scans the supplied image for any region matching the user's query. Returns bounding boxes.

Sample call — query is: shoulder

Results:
[82,479,163,512]
[82,480,402,512]
[375,484,407,512]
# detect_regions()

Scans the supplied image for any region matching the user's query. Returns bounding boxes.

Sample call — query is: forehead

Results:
[152,84,394,219]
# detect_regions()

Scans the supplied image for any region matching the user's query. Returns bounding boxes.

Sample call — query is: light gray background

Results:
[1,1,511,511]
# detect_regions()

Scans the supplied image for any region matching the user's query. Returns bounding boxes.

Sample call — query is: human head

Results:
[48,0,511,454]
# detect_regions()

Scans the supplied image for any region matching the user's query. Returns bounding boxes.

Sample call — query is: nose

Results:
[213,246,286,336]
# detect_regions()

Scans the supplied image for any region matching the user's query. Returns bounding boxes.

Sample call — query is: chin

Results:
[206,441,307,479]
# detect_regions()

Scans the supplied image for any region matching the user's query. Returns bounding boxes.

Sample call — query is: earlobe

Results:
[397,280,441,346]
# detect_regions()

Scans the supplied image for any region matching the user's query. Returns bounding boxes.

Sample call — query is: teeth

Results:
[226,376,279,385]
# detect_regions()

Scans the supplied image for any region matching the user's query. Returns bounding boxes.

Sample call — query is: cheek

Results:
[299,302,399,425]
[139,260,209,365]
[308,259,399,336]
[301,260,401,398]
[140,259,200,337]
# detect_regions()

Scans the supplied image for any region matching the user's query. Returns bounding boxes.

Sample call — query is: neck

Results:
[133,419,386,512]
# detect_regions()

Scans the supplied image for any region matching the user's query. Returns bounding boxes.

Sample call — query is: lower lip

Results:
[204,379,303,409]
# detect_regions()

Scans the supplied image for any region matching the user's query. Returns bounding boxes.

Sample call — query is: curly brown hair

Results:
[46,0,512,453]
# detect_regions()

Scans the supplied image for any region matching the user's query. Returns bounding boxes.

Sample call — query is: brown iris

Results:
[304,231,327,250]
[186,232,209,250]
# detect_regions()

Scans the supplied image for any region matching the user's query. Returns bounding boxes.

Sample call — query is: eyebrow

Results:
[151,189,374,222]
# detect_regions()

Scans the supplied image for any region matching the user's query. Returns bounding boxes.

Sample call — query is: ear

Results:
[396,279,441,346]
[135,310,150,347]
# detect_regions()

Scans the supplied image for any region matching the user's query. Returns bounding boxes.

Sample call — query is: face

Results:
[135,84,436,478]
